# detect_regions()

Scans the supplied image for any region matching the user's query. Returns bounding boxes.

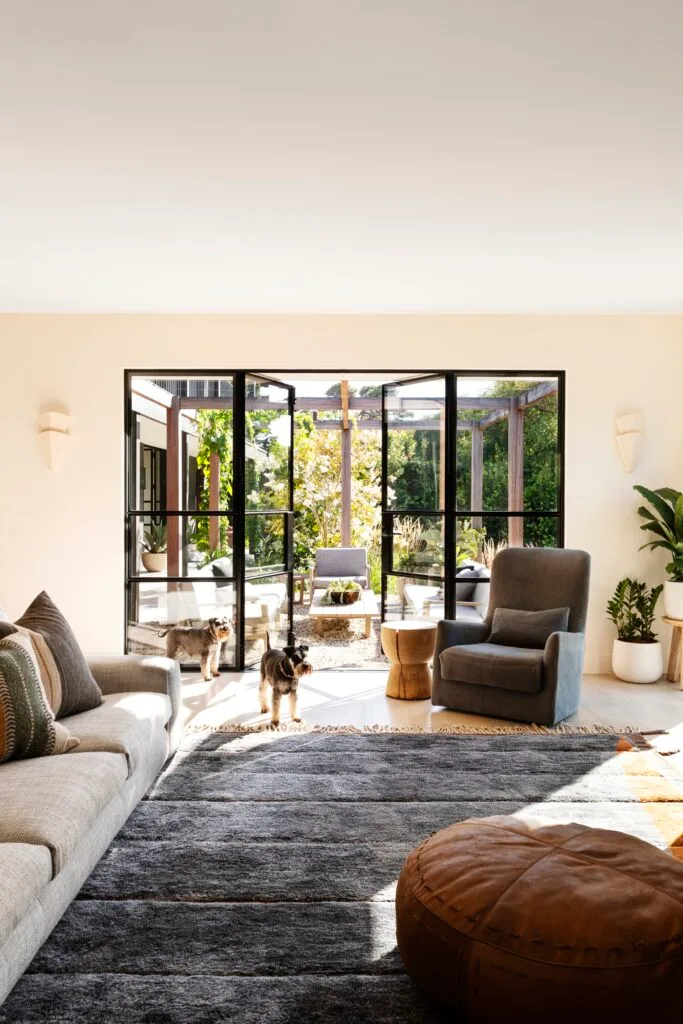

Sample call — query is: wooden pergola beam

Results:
[302,419,476,431]
[508,396,524,546]
[165,397,182,577]
[176,395,514,412]
[471,426,483,528]
[340,381,351,546]
[209,450,220,552]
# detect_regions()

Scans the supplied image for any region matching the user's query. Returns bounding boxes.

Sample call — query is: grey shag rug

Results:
[3,730,682,1023]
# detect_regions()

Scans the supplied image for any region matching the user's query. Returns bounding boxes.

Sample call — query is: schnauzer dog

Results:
[259,643,312,727]
[160,616,232,682]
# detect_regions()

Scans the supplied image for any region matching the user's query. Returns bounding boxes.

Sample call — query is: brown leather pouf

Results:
[396,816,683,1022]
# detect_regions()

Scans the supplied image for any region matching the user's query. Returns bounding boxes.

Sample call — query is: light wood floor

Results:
[181,668,683,735]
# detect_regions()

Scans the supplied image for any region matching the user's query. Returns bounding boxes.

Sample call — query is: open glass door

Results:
[381,374,452,625]
[236,373,295,668]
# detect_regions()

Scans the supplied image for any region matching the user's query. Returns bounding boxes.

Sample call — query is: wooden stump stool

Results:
[664,617,683,688]
[382,621,437,700]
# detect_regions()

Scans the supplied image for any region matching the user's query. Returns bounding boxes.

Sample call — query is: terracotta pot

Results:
[343,590,360,605]
[141,551,167,573]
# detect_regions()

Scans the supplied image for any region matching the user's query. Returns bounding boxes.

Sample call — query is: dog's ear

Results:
[283,645,296,659]
[299,645,309,654]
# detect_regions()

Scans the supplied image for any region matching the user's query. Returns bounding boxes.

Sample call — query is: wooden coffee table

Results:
[309,588,380,638]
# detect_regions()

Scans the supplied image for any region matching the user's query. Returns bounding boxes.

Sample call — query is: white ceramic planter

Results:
[612,639,663,684]
[664,581,683,621]
[141,552,167,573]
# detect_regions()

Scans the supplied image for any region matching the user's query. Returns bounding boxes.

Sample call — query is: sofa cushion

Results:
[455,565,480,601]
[0,634,79,762]
[488,606,570,649]
[0,843,52,946]
[13,592,103,719]
[439,642,544,694]
[64,691,172,776]
[0,751,127,875]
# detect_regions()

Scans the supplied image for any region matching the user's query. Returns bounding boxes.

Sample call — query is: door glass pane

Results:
[245,513,287,577]
[129,514,234,578]
[244,573,292,668]
[383,574,445,623]
[127,581,237,669]
[456,376,560,513]
[391,514,444,575]
[129,374,234,512]
[386,377,445,511]
[245,377,292,511]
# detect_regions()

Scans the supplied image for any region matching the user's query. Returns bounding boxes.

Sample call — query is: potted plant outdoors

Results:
[634,485,683,620]
[141,521,168,573]
[340,579,362,605]
[607,577,664,684]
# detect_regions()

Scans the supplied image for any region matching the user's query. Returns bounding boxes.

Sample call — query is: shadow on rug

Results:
[3,731,683,1023]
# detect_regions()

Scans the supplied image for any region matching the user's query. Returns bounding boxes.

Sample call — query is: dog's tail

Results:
[264,630,271,651]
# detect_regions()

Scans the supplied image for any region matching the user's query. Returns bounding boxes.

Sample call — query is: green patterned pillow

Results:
[0,633,79,763]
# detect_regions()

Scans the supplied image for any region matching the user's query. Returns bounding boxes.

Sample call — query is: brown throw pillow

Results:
[488,606,570,649]
[12,592,102,719]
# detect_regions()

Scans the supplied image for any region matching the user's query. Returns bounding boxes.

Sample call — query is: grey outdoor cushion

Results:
[314,547,368,580]
[313,574,369,589]
[488,606,569,649]
[439,642,545,694]
[455,566,483,601]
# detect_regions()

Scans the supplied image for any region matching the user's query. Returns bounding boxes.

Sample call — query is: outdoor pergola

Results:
[132,376,558,574]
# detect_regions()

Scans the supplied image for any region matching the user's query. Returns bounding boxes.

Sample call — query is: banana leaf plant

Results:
[634,485,683,583]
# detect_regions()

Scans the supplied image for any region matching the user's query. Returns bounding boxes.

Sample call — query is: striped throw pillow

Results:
[0,633,79,762]
[12,592,102,719]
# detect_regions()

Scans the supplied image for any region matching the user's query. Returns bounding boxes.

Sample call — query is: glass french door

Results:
[238,374,296,668]
[381,374,452,624]
[125,371,295,672]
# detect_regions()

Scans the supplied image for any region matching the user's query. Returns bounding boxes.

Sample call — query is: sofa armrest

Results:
[87,654,182,753]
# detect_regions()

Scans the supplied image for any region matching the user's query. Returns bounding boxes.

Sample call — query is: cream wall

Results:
[0,314,681,674]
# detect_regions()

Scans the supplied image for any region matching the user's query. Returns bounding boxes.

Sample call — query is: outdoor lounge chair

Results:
[432,547,590,725]
[311,547,369,591]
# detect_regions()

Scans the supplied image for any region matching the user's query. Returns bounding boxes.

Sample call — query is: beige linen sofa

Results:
[0,650,181,1005]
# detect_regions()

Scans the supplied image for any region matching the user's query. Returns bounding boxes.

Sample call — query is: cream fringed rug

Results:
[3,729,683,1023]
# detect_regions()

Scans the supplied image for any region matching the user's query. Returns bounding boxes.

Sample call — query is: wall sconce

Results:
[615,412,644,474]
[38,410,71,471]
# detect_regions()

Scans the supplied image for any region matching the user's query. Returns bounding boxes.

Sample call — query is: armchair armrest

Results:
[435,618,490,652]
[87,654,182,753]
[543,631,585,721]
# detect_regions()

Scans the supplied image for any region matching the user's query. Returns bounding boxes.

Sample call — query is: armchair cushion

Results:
[314,548,367,580]
[439,642,544,694]
[488,606,569,649]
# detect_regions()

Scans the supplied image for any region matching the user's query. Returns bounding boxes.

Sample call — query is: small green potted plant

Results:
[634,485,683,619]
[606,577,663,683]
[141,520,168,573]
[340,579,362,605]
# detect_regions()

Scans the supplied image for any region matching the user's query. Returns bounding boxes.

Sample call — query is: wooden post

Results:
[471,425,483,528]
[508,397,524,547]
[209,450,220,551]
[166,397,182,577]
[341,381,352,546]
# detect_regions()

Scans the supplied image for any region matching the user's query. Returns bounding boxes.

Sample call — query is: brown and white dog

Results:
[259,643,312,727]
[160,617,232,681]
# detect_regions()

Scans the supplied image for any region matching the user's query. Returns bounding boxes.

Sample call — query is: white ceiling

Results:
[1,1,682,312]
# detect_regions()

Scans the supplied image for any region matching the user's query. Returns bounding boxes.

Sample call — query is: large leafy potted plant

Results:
[634,485,683,619]
[606,577,663,683]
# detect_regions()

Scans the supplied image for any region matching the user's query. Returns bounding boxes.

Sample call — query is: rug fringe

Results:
[185,720,664,737]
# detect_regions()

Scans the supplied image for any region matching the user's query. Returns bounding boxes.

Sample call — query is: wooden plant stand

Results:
[663,617,683,688]
[382,621,437,700]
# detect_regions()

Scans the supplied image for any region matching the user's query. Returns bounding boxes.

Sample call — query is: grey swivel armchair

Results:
[432,548,591,725]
